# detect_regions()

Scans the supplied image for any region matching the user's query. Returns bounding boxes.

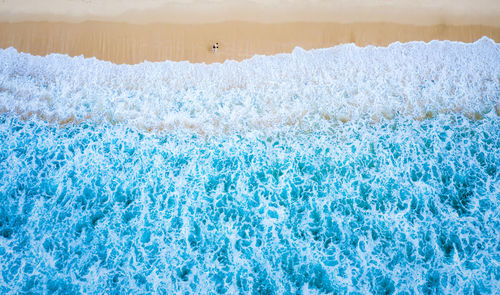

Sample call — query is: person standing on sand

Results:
[212,42,219,53]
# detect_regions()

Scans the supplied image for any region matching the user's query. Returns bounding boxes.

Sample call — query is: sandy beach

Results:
[1,0,500,64]
[1,21,499,64]
[2,0,500,26]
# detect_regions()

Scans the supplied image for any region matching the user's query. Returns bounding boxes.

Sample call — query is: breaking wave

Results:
[0,37,498,134]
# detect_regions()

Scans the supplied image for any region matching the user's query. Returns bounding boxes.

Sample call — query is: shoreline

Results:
[1,21,499,64]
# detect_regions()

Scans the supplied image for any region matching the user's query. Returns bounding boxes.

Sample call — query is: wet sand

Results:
[0,21,499,64]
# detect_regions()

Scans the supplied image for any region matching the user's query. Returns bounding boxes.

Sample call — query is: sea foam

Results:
[0,38,498,294]
[0,37,498,135]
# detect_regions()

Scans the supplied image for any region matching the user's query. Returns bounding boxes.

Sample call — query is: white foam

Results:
[0,37,498,135]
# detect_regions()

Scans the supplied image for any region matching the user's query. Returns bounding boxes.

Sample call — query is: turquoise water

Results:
[0,38,499,294]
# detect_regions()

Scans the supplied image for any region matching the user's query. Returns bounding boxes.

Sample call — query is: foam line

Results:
[0,37,498,135]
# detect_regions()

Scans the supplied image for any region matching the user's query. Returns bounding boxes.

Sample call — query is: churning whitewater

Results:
[0,38,498,294]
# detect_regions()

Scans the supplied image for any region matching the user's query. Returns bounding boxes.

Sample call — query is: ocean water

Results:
[0,38,498,294]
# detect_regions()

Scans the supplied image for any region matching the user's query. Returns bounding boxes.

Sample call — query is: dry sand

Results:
[2,0,500,27]
[0,21,499,64]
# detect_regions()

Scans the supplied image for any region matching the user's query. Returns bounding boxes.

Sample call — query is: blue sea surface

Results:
[0,38,498,294]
